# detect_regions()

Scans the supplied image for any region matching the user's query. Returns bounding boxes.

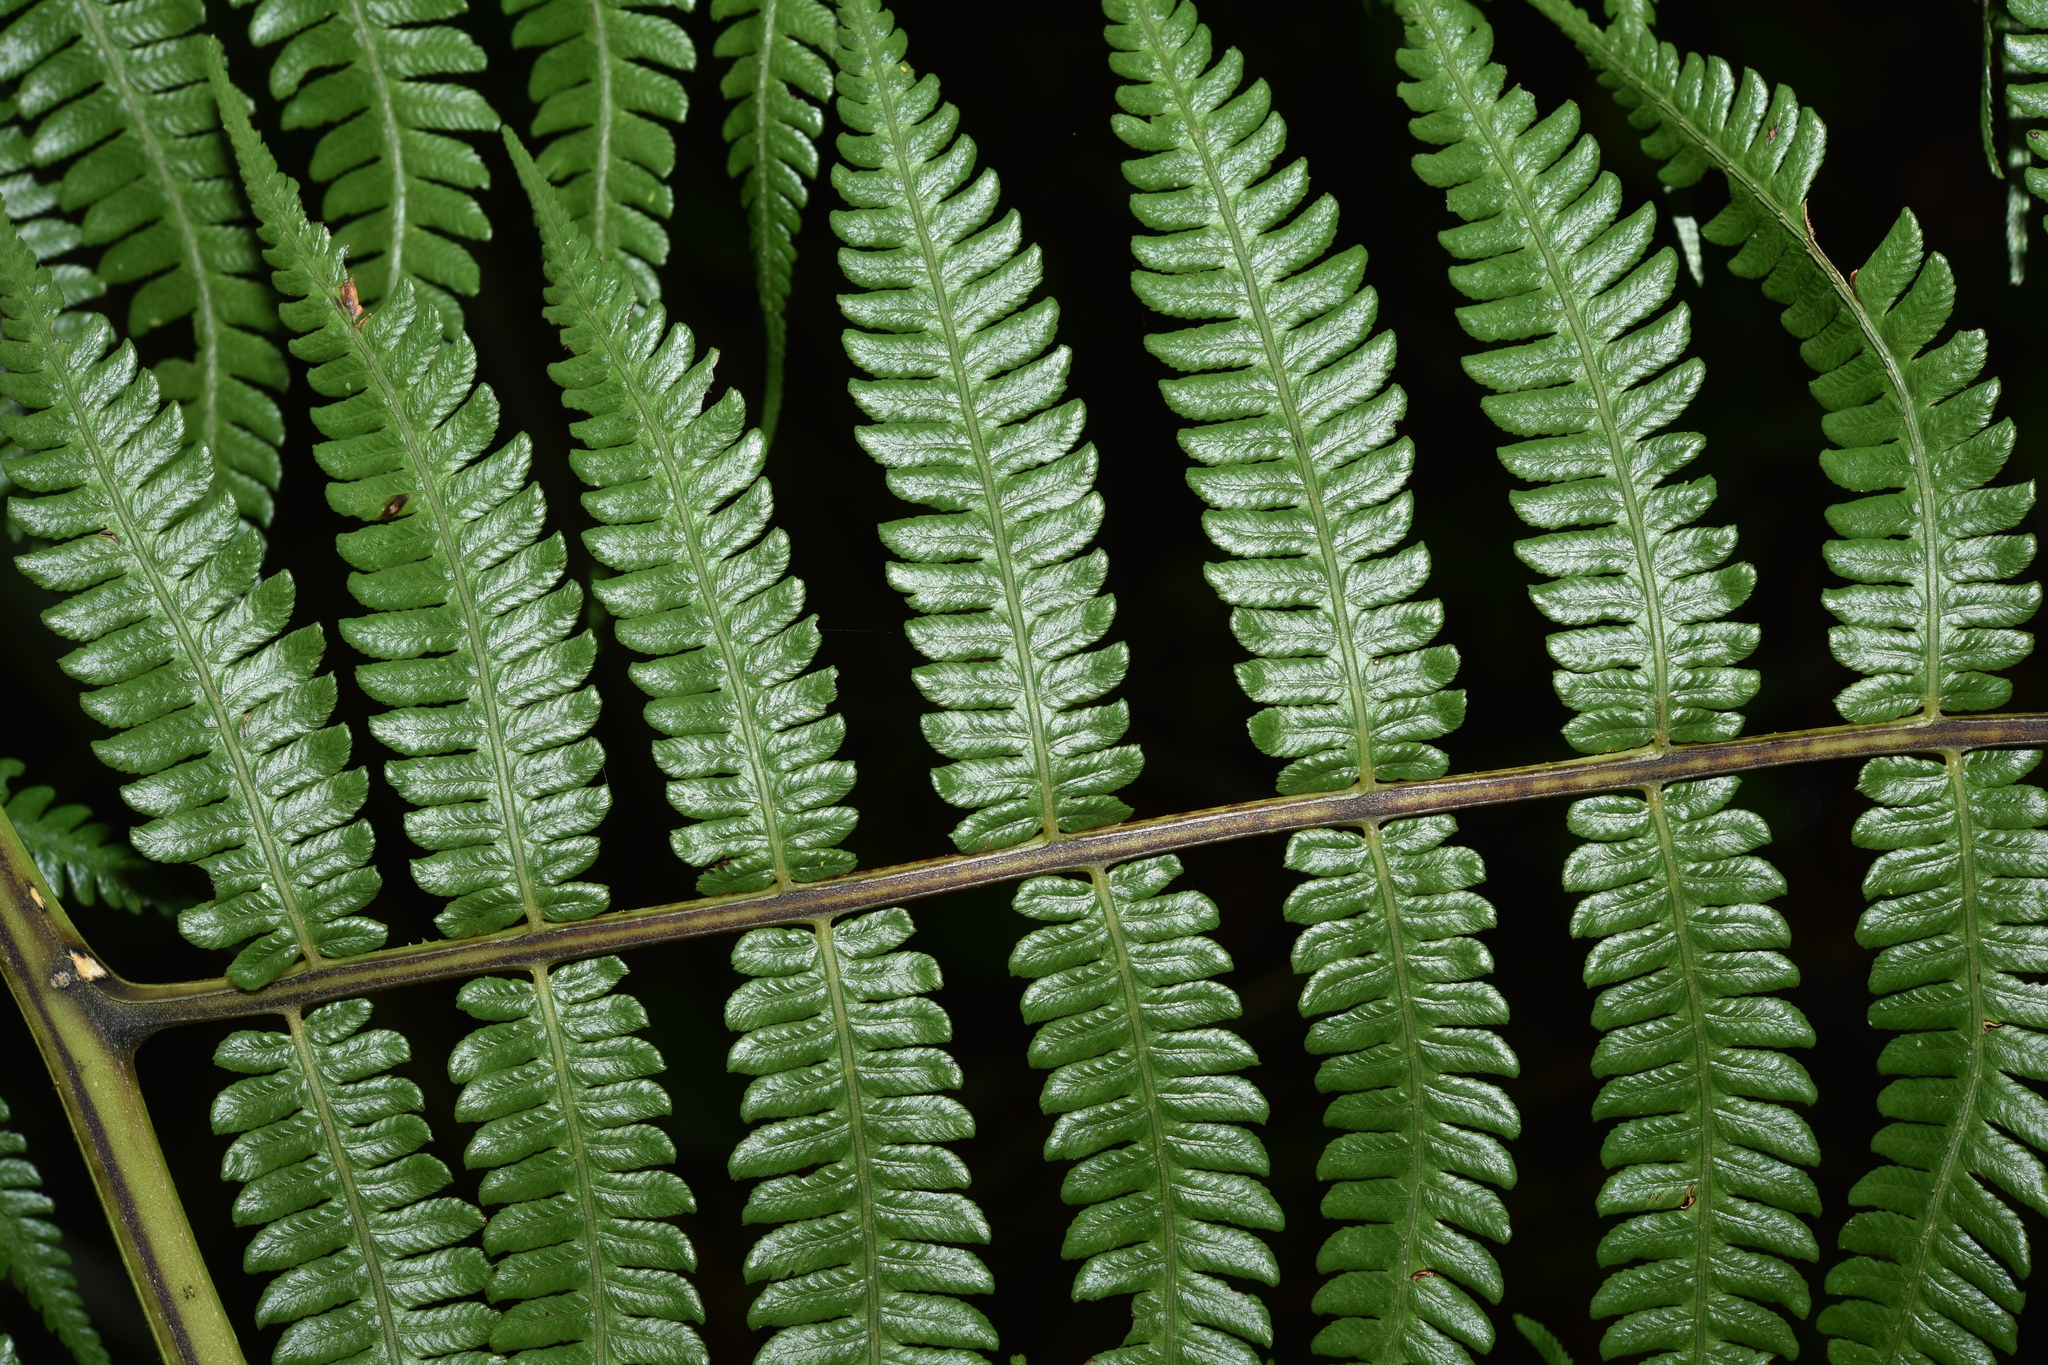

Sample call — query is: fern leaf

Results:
[829,7,1280,1357]
[712,0,833,444]
[509,130,856,897]
[1524,14,2048,1361]
[1103,4,1513,1360]
[1400,3,1819,1360]
[450,956,706,1365]
[727,908,997,1365]
[1512,1315,1574,1365]
[235,0,499,329]
[1821,748,2048,1365]
[2009,0,2048,269]
[0,116,103,310]
[830,0,1139,855]
[0,757,170,915]
[215,58,611,941]
[510,0,695,304]
[0,201,382,990]
[0,0,288,523]
[1010,858,1280,1365]
[212,999,496,1365]
[0,1093,106,1365]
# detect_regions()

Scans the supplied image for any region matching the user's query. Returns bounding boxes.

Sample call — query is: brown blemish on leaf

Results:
[377,493,411,522]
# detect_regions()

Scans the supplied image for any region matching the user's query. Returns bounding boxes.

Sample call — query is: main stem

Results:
[37,711,2048,1034]
[0,813,244,1365]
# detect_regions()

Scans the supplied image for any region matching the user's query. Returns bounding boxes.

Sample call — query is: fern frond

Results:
[0,1092,106,1365]
[0,120,103,310]
[1401,3,1819,1360]
[1011,858,1280,1365]
[1513,1315,1575,1365]
[1107,0,1459,795]
[830,0,1139,855]
[2009,1,2048,247]
[0,757,169,915]
[450,956,706,1365]
[1280,819,1513,1365]
[1821,748,2048,1365]
[829,8,1279,1357]
[0,203,381,989]
[713,0,833,444]
[510,0,695,304]
[213,999,496,1365]
[215,59,611,941]
[1524,17,2048,1362]
[510,131,855,897]
[235,0,499,328]
[727,908,997,1365]
[1103,5,1512,1360]
[0,0,288,523]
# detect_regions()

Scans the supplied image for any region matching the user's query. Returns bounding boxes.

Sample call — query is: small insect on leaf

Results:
[1409,1269,1440,1281]
[95,529,119,542]
[338,277,366,328]
[1985,1019,2004,1030]
[1677,1182,1698,1211]
[27,885,45,910]
[1767,124,1779,143]
[376,493,410,522]
[67,950,105,981]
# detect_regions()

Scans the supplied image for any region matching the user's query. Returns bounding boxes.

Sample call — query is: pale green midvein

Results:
[1124,1,1380,789]
[814,917,885,1365]
[1644,782,1717,1362]
[1358,820,1432,1349]
[843,1,1063,842]
[557,266,797,889]
[70,0,229,474]
[529,965,610,1365]
[1090,864,1181,1360]
[339,0,412,292]
[584,0,615,260]
[1535,0,1949,721]
[1868,751,1990,1365]
[1416,0,1674,746]
[34,311,322,964]
[285,1006,406,1365]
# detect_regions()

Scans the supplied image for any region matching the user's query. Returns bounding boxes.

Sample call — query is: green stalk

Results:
[0,809,244,1365]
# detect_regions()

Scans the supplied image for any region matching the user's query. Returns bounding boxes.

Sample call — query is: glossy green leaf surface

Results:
[1011,856,1277,1365]
[213,999,495,1365]
[217,71,612,941]
[514,135,856,898]
[1402,5,1817,1358]
[509,0,695,304]
[1402,0,1755,755]
[1105,7,1515,1359]
[1530,12,2048,1363]
[451,956,706,1365]
[0,1092,105,1365]
[0,206,381,989]
[2011,0,2048,244]
[727,907,996,1365]
[1530,0,2037,728]
[0,757,168,915]
[712,0,832,443]
[1282,817,1513,1365]
[233,0,499,328]
[1816,750,2048,1365]
[1107,0,1462,796]
[0,0,288,523]
[830,0,1139,854]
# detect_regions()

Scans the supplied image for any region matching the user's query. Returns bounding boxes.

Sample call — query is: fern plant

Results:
[231,0,499,328]
[1,6,2046,1365]
[1103,2,1513,1360]
[508,0,696,303]
[0,194,382,990]
[0,758,167,915]
[1400,6,1819,1361]
[0,0,286,523]
[0,1093,103,1365]
[710,0,832,443]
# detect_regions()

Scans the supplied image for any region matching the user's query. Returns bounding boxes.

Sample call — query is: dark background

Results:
[3,1,2044,1362]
